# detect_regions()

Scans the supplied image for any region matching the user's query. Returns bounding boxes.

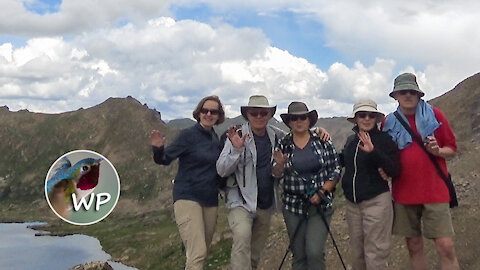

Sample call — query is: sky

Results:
[1,0,479,120]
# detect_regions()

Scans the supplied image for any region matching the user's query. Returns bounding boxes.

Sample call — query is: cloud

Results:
[0,15,401,119]
[0,0,172,36]
[1,1,479,120]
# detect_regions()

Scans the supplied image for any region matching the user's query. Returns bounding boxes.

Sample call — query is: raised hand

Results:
[425,136,440,156]
[226,126,246,149]
[357,131,374,153]
[316,127,332,141]
[150,130,167,147]
[274,149,287,165]
[272,149,287,178]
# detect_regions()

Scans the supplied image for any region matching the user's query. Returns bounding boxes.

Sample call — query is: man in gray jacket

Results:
[217,95,283,270]
[217,95,330,270]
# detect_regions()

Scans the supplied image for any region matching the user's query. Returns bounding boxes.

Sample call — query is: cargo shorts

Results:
[393,202,454,239]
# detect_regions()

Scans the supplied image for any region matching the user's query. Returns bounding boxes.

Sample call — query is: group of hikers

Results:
[150,72,459,270]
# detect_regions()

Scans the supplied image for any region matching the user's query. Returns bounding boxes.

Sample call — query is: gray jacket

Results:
[216,123,285,213]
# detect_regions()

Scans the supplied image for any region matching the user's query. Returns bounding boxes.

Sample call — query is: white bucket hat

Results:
[347,99,385,123]
[240,95,276,120]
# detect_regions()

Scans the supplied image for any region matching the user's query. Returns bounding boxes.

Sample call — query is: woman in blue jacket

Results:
[150,95,225,270]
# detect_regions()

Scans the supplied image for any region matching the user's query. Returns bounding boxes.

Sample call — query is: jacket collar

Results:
[352,124,380,135]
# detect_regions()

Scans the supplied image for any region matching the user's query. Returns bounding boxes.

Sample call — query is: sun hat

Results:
[240,95,276,120]
[280,101,318,128]
[347,99,385,123]
[389,72,425,98]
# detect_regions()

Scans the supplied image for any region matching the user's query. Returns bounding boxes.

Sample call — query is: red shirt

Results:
[391,108,457,204]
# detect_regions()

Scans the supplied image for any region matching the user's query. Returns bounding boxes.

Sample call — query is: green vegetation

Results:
[9,207,232,270]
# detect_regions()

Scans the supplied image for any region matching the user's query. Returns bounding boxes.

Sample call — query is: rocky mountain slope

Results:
[0,72,478,269]
[0,96,178,211]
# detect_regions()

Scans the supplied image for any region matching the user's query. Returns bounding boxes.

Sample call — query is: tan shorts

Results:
[393,203,454,239]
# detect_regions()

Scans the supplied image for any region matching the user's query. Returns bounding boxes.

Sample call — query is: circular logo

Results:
[45,150,120,225]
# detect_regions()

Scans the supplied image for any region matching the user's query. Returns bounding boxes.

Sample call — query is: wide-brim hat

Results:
[347,99,385,123]
[240,95,276,120]
[389,72,425,98]
[280,101,318,128]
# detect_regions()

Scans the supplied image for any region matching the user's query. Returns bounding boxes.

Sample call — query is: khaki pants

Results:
[174,200,218,270]
[228,207,273,270]
[346,192,393,270]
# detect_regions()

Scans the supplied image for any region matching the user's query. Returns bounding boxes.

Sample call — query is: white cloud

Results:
[1,15,395,118]
[1,1,479,120]
[0,0,172,36]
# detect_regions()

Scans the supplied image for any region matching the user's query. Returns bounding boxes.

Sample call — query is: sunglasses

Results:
[397,90,418,96]
[290,115,308,122]
[200,108,220,115]
[356,112,377,119]
[248,111,269,117]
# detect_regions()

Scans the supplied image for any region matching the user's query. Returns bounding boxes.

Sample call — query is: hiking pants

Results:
[174,200,217,270]
[283,205,333,270]
[346,191,393,270]
[228,206,273,270]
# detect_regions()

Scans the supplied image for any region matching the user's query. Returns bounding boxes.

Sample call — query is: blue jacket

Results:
[152,123,221,206]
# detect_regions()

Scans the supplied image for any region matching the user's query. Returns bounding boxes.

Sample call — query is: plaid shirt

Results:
[275,131,341,215]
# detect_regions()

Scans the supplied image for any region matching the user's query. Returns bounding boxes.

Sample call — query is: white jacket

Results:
[216,123,285,213]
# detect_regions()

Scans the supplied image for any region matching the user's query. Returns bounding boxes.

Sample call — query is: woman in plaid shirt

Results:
[273,101,341,270]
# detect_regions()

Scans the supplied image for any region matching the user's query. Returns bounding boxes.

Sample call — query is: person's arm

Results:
[429,108,457,159]
[151,129,188,165]
[216,131,244,177]
[367,135,401,179]
[425,136,456,159]
[272,149,286,178]
[313,127,332,141]
[321,141,342,192]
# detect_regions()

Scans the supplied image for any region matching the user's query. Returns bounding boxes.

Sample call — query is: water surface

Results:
[0,222,136,270]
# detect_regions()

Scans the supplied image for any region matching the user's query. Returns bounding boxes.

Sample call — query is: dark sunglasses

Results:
[397,90,418,96]
[249,111,269,117]
[290,115,308,122]
[356,112,377,119]
[200,108,220,115]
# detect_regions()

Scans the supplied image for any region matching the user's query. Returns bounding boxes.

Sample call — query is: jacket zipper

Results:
[353,140,360,203]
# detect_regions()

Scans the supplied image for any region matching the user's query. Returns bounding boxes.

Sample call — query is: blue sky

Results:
[1,0,479,119]
[23,0,61,14]
[172,4,342,70]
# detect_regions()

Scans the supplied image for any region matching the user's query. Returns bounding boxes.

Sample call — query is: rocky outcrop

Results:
[70,261,113,270]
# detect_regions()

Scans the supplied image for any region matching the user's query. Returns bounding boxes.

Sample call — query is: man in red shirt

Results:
[382,73,459,270]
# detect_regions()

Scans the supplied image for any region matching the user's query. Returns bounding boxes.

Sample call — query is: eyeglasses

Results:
[356,112,377,119]
[248,111,269,117]
[200,108,220,115]
[397,90,418,96]
[290,115,308,122]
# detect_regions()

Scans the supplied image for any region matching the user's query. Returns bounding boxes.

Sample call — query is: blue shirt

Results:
[152,123,221,206]
[275,132,341,215]
[253,133,274,209]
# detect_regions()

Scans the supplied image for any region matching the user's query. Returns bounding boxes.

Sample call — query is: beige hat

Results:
[280,101,318,128]
[389,72,425,98]
[347,99,385,123]
[240,95,276,120]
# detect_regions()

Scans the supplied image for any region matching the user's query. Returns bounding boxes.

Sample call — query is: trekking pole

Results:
[278,204,310,270]
[316,192,347,270]
[278,218,303,270]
